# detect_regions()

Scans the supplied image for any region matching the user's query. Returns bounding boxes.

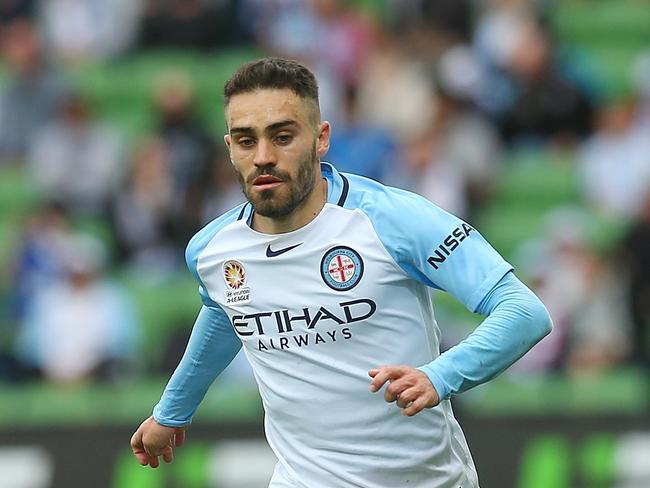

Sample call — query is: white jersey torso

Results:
[196,195,480,488]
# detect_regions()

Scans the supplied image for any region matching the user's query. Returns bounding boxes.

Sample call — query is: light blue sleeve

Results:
[349,176,551,399]
[352,179,512,311]
[418,271,552,400]
[152,206,244,426]
[152,305,242,427]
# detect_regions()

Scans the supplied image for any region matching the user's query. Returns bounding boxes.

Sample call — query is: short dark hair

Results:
[223,57,320,114]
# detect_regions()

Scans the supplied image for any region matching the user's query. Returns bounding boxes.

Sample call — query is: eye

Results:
[275,134,293,145]
[237,138,255,148]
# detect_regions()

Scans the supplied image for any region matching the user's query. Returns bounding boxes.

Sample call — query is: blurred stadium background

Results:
[0,0,649,487]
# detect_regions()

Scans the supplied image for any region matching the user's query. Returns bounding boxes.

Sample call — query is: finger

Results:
[131,432,150,466]
[384,378,409,403]
[367,368,381,377]
[174,429,185,447]
[148,455,160,469]
[369,366,403,392]
[395,387,419,409]
[133,450,150,466]
[132,441,156,467]
[130,430,143,451]
[162,445,174,464]
[402,397,428,417]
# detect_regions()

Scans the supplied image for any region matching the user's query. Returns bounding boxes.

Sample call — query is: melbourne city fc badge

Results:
[320,246,364,291]
[223,260,251,305]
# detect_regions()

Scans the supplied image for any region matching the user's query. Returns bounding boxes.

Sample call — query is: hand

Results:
[368,365,440,417]
[130,416,186,468]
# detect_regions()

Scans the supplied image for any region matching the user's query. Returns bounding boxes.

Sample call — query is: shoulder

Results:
[339,172,481,278]
[342,172,459,235]
[185,203,247,272]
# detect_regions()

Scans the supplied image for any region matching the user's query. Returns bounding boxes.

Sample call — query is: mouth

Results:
[252,175,284,191]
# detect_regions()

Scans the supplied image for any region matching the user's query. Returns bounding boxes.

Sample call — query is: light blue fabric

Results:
[418,271,552,401]
[185,203,247,307]
[153,305,242,426]
[338,168,551,401]
[153,203,246,426]
[342,171,513,312]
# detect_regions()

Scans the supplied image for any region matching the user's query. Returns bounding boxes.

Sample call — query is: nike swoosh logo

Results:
[266,243,303,257]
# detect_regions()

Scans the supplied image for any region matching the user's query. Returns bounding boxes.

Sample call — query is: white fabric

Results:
[196,203,479,488]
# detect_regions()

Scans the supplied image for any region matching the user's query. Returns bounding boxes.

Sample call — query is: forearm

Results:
[153,305,241,426]
[419,271,552,401]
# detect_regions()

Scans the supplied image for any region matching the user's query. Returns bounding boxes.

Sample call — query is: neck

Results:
[252,177,328,234]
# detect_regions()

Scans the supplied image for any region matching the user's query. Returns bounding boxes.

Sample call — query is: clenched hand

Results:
[130,416,186,468]
[369,365,440,416]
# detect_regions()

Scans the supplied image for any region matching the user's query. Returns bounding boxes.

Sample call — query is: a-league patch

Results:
[223,259,251,304]
[320,246,364,291]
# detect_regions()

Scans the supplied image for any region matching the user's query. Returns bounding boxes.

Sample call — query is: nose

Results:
[253,138,277,168]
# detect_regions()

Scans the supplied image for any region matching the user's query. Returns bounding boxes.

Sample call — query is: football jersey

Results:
[158,163,515,488]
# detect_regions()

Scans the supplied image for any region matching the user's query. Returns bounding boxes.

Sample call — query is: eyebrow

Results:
[230,119,299,136]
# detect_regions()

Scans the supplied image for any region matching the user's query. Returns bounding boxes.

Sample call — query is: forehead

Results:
[225,88,312,130]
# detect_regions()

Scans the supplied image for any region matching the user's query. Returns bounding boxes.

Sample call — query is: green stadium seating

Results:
[475,150,581,258]
[552,0,650,99]
[69,47,262,141]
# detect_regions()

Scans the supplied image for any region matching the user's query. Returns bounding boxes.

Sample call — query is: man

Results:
[131,58,552,487]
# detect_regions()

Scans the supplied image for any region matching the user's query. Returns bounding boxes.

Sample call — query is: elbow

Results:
[527,298,553,344]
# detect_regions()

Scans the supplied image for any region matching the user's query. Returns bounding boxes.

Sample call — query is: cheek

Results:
[231,149,254,169]
[229,160,250,183]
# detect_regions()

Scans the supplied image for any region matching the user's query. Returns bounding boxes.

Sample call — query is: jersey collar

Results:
[321,162,349,207]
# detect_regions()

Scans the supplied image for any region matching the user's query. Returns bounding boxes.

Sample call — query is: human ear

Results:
[317,121,331,158]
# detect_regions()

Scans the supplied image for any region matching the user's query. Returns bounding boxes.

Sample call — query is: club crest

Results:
[320,246,364,291]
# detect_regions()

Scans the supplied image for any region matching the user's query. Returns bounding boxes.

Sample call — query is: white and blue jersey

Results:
[154,163,552,488]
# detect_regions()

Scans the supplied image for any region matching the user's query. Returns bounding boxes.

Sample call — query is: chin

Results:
[254,205,291,219]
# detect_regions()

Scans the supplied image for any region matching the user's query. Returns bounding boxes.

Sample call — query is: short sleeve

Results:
[359,185,513,312]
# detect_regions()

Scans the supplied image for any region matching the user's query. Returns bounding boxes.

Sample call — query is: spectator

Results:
[243,0,377,124]
[391,130,468,217]
[248,0,375,86]
[325,83,396,182]
[433,45,502,215]
[111,136,178,275]
[386,0,473,62]
[472,0,532,118]
[9,202,73,321]
[513,208,632,373]
[579,98,650,219]
[137,0,245,51]
[152,70,216,244]
[385,46,502,219]
[40,0,142,63]
[201,150,245,223]
[355,32,436,140]
[0,0,35,25]
[500,19,595,144]
[27,91,126,217]
[15,234,139,384]
[618,192,650,368]
[0,19,69,162]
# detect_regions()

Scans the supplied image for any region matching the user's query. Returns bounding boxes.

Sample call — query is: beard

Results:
[236,144,319,219]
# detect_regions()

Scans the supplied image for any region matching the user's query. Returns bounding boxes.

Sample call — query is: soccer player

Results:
[131,58,552,487]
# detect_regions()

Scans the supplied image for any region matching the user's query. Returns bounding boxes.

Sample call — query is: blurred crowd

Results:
[0,0,649,388]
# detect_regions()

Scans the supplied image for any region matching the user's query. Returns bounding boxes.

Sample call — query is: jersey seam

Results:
[466,261,514,313]
[353,206,410,278]
[354,206,439,367]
